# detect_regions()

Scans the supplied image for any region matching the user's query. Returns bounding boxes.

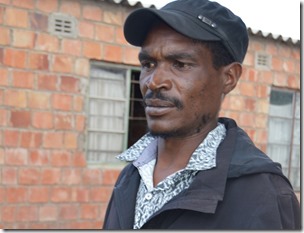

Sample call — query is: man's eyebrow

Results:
[138,50,197,62]
[138,51,152,61]
[165,52,196,61]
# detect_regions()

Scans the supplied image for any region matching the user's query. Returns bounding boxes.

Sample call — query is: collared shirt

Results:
[117,123,226,229]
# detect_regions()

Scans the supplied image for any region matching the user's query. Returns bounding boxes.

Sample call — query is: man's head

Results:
[123,0,247,138]
[124,0,249,64]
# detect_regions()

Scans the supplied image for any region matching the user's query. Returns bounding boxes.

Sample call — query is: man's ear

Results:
[222,62,242,95]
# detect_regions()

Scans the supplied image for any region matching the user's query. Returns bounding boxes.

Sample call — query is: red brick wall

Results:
[0,0,300,229]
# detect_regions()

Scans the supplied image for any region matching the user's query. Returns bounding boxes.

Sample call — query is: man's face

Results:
[139,23,227,138]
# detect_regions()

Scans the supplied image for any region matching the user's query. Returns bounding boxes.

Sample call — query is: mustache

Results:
[143,92,184,110]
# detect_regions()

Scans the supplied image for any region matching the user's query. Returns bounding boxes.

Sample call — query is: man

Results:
[103,0,300,229]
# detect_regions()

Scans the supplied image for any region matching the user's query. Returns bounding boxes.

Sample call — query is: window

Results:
[87,62,146,165]
[267,88,300,190]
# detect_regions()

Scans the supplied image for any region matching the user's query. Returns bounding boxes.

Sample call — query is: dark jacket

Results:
[103,118,301,230]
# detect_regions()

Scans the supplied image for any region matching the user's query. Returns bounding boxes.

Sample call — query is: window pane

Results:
[267,144,290,168]
[268,118,292,144]
[293,119,300,146]
[269,90,293,118]
[87,64,128,164]
[294,92,300,119]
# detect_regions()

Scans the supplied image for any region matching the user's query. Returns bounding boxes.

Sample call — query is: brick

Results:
[50,151,71,166]
[239,81,256,97]
[104,45,122,62]
[51,187,71,202]
[52,93,73,111]
[2,206,17,222]
[7,187,28,203]
[12,70,35,89]
[59,204,79,220]
[0,68,9,86]
[37,74,58,90]
[254,114,267,128]
[28,91,50,109]
[60,76,79,93]
[5,8,28,28]
[123,47,140,65]
[20,131,42,148]
[0,148,3,164]
[0,6,3,25]
[4,89,27,108]
[39,205,57,221]
[256,99,269,114]
[258,70,274,84]
[257,84,269,98]
[75,58,89,76]
[10,110,31,128]
[4,48,27,68]
[0,27,10,45]
[16,205,38,222]
[287,75,299,89]
[30,12,48,31]
[78,21,94,39]
[32,111,53,129]
[81,204,99,219]
[102,169,120,185]
[273,73,287,87]
[0,109,8,127]
[12,0,35,9]
[75,115,85,132]
[115,27,128,45]
[283,60,295,73]
[5,148,28,166]
[29,186,49,203]
[4,130,20,147]
[60,0,81,17]
[248,40,264,52]
[35,33,59,52]
[43,132,64,149]
[83,5,102,21]
[72,151,86,167]
[36,0,58,12]
[41,168,61,184]
[104,10,122,25]
[82,41,102,59]
[19,167,40,184]
[71,187,89,202]
[12,29,36,48]
[54,113,73,130]
[265,43,278,55]
[0,187,4,203]
[61,168,82,185]
[2,167,17,185]
[28,52,49,70]
[271,57,283,71]
[239,113,255,127]
[255,130,268,144]
[64,132,78,149]
[29,150,49,166]
[90,187,113,202]
[52,55,73,73]
[83,169,102,185]
[95,24,115,42]
[228,95,245,111]
[61,39,81,56]
[243,52,254,67]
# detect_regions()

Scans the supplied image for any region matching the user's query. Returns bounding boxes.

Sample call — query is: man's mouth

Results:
[144,99,176,117]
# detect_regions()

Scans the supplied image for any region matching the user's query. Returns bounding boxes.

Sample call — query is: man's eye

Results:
[141,61,156,71]
[173,61,192,70]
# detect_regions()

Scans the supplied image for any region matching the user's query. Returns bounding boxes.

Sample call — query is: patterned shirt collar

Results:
[117,123,226,171]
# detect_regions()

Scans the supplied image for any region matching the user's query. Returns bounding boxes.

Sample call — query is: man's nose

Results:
[145,65,172,91]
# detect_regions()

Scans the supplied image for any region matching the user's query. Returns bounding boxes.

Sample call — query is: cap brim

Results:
[124,8,220,46]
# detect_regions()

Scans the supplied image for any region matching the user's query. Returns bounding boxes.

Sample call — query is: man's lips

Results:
[144,99,175,108]
[144,99,176,117]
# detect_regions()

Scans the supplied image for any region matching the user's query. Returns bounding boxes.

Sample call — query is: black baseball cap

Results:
[124,0,249,63]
